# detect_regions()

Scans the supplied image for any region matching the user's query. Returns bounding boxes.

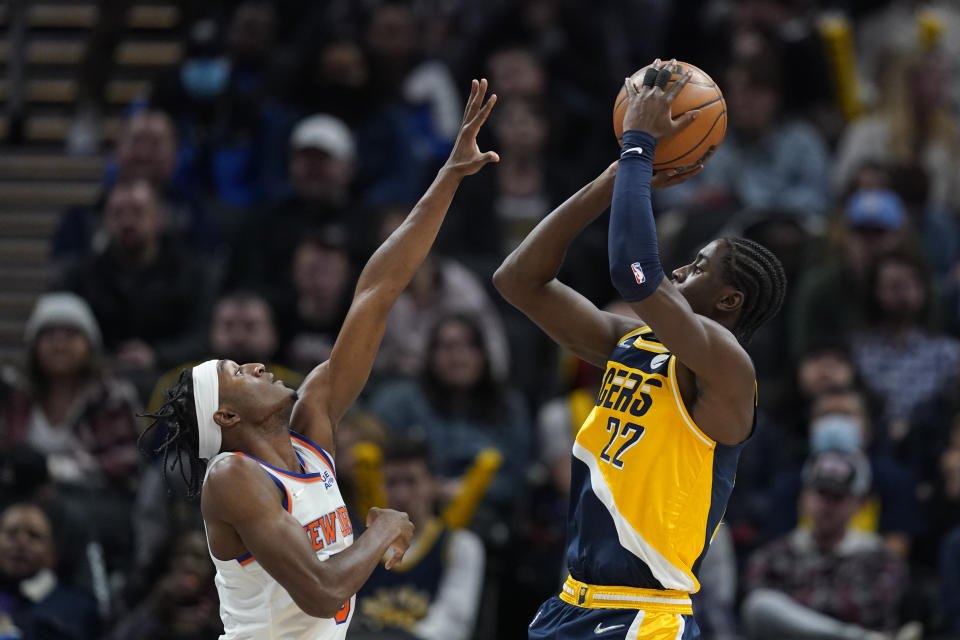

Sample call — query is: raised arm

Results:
[203,456,414,618]
[606,64,755,440]
[291,80,499,451]
[493,163,636,368]
[493,159,701,367]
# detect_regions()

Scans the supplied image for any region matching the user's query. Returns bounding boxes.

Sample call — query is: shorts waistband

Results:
[559,575,693,614]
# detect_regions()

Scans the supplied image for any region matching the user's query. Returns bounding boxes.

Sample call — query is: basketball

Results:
[613,61,727,172]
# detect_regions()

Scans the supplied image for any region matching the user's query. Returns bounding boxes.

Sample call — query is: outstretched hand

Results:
[444,79,500,177]
[622,59,699,142]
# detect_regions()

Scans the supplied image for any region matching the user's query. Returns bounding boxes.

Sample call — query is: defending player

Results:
[494,64,786,639]
[143,80,499,640]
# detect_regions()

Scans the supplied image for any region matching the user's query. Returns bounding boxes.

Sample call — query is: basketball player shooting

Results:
[143,79,499,640]
[494,61,786,639]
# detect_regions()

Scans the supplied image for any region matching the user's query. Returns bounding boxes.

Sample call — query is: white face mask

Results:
[809,414,864,454]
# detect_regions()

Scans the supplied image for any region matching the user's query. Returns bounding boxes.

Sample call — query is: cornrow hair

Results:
[138,369,205,498]
[719,237,787,344]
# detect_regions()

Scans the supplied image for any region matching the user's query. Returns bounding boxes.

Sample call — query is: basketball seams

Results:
[669,95,722,120]
[613,61,726,170]
[653,109,726,168]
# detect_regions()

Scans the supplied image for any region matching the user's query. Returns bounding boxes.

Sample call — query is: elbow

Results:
[491,263,513,297]
[492,256,529,302]
[294,583,352,620]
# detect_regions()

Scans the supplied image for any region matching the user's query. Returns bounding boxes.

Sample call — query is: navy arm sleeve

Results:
[608,130,665,302]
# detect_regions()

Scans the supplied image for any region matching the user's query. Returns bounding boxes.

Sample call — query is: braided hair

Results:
[139,369,206,498]
[719,237,787,344]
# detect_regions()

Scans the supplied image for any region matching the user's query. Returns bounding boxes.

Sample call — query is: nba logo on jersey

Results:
[578,586,588,605]
[631,262,646,284]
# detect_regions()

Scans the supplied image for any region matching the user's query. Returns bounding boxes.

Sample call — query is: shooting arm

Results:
[493,163,637,367]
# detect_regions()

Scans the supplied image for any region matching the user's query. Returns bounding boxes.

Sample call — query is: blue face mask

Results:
[181,58,231,99]
[810,414,864,454]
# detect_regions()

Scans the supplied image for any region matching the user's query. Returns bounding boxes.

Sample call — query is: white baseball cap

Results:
[290,114,355,161]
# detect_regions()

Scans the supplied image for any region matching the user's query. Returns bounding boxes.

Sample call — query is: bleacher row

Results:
[0,1,184,365]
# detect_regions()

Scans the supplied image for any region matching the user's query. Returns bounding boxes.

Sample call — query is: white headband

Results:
[192,360,222,460]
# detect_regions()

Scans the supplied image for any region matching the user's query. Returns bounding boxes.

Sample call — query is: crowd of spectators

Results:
[2,0,960,637]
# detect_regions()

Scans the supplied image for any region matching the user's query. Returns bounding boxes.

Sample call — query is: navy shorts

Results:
[528,596,700,640]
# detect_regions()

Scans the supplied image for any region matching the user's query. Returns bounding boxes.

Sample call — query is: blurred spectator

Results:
[205,291,290,370]
[888,163,960,281]
[365,1,462,160]
[146,290,304,415]
[760,386,922,554]
[790,189,916,358]
[288,37,425,205]
[852,251,959,433]
[732,341,859,548]
[109,529,220,640]
[477,0,610,94]
[481,42,606,183]
[375,208,509,380]
[0,294,142,595]
[54,110,221,264]
[353,437,484,640]
[473,0,611,168]
[226,114,360,298]
[741,450,918,640]
[0,444,110,618]
[484,45,547,102]
[856,1,960,109]
[905,413,960,573]
[729,0,841,140]
[332,411,389,525]
[835,50,960,211]
[278,233,354,372]
[656,51,831,218]
[0,293,140,491]
[0,503,99,640]
[150,19,275,208]
[941,525,960,636]
[58,180,213,378]
[446,97,570,268]
[224,1,278,100]
[368,314,530,516]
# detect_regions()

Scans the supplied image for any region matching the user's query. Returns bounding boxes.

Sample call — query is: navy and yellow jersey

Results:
[565,326,754,593]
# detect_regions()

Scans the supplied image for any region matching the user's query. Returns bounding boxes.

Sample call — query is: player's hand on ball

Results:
[444,78,500,177]
[366,507,415,569]
[623,59,699,142]
[651,163,704,191]
[597,159,701,192]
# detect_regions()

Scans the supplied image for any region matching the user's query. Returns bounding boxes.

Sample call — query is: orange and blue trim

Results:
[236,553,255,566]
[234,450,328,483]
[290,430,337,478]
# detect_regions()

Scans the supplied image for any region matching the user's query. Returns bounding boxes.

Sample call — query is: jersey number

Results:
[599,417,645,469]
[335,599,351,625]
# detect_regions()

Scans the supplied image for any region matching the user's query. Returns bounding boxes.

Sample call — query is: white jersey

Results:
[204,432,355,640]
